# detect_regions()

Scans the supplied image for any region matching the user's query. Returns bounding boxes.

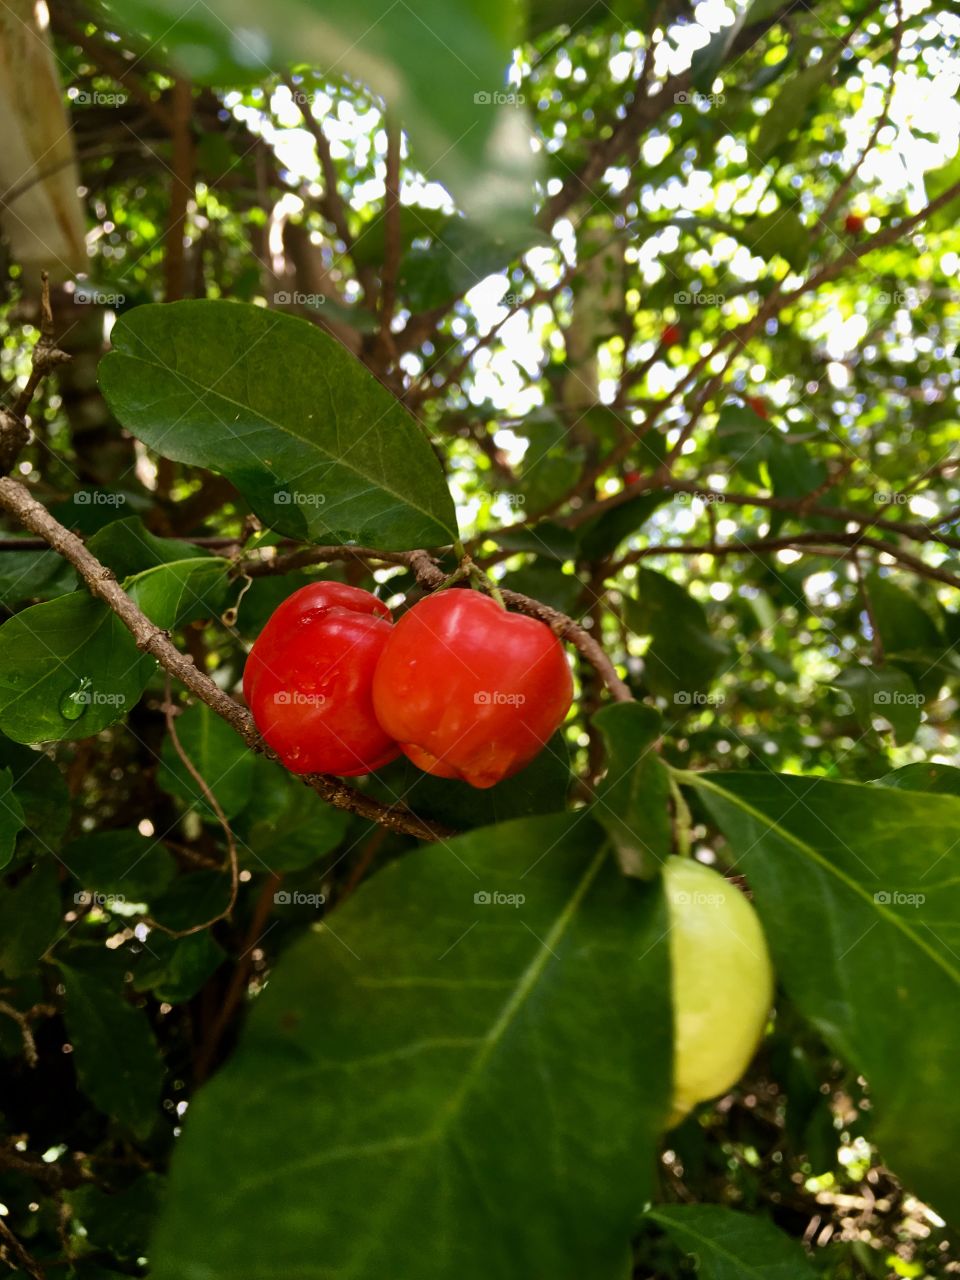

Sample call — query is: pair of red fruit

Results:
[243,582,574,789]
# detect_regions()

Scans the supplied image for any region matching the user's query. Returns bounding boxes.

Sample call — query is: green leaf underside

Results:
[99,301,458,550]
[647,1204,817,1279]
[684,770,960,1221]
[150,813,672,1280]
[592,703,670,879]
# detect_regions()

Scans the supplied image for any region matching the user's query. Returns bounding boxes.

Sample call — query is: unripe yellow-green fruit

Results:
[663,857,773,1126]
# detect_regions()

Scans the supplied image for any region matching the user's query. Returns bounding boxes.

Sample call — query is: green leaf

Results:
[739,208,809,272]
[0,860,61,977]
[876,762,960,795]
[865,573,945,700]
[0,767,25,868]
[683,769,960,1222]
[498,563,583,616]
[149,814,672,1280]
[374,732,571,830]
[691,12,748,93]
[592,704,670,879]
[647,1204,817,1279]
[0,593,154,744]
[234,756,350,872]
[0,736,70,853]
[494,522,579,562]
[99,301,458,550]
[62,830,178,902]
[86,516,210,579]
[127,557,231,628]
[0,542,75,604]
[624,569,727,701]
[151,870,233,933]
[754,47,844,160]
[58,960,164,1139]
[67,1174,166,1261]
[98,1,537,234]
[132,931,226,1004]
[576,490,670,561]
[158,703,256,821]
[833,664,921,744]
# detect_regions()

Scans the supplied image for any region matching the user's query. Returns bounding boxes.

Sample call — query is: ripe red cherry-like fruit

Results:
[372,589,574,789]
[844,212,865,235]
[243,582,400,777]
[661,323,683,346]
[744,395,768,420]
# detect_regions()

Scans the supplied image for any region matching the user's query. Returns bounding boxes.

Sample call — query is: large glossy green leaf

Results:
[95,0,536,233]
[0,736,70,853]
[647,1205,816,1279]
[127,557,231,628]
[0,860,61,977]
[0,593,154,745]
[62,830,178,903]
[150,813,672,1280]
[100,301,458,550]
[592,703,670,879]
[682,769,960,1222]
[59,959,164,1139]
[832,664,921,744]
[876,762,960,795]
[234,756,349,872]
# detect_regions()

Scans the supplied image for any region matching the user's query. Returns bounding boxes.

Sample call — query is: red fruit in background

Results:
[372,590,574,789]
[744,395,768,420]
[624,469,642,486]
[844,212,865,235]
[243,582,399,777]
[661,323,683,346]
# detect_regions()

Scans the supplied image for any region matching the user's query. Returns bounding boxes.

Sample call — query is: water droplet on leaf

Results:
[60,677,92,722]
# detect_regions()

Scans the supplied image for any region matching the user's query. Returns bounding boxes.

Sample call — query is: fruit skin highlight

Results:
[663,857,773,1125]
[243,581,400,777]
[372,589,573,789]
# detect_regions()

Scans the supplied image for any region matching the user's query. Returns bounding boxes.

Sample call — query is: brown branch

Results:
[0,1000,53,1068]
[0,274,70,475]
[0,476,451,842]
[0,1217,46,1280]
[379,114,402,349]
[163,77,194,303]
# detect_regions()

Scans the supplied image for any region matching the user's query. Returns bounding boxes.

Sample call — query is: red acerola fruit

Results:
[661,323,683,346]
[624,469,642,486]
[372,589,574,789]
[243,581,400,777]
[844,212,865,235]
[744,395,768,420]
